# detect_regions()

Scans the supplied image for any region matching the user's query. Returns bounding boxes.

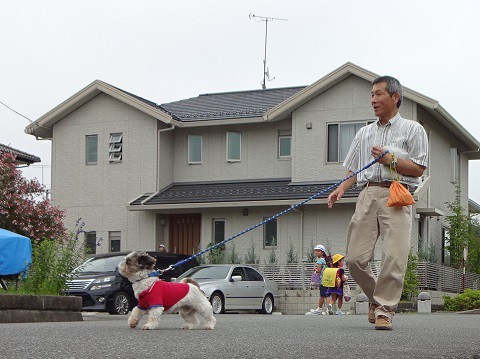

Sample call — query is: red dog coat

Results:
[137,280,190,311]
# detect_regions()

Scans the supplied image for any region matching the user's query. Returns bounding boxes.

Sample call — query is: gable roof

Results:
[0,143,41,165]
[24,62,480,157]
[25,80,173,139]
[161,87,305,122]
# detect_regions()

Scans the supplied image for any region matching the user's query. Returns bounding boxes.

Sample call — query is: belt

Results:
[364,181,408,189]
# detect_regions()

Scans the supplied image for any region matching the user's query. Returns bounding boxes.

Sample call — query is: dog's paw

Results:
[203,323,215,330]
[182,323,196,330]
[142,324,153,330]
[128,318,139,328]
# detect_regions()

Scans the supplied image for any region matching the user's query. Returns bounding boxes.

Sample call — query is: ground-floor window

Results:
[109,231,121,252]
[84,231,97,255]
[263,218,277,248]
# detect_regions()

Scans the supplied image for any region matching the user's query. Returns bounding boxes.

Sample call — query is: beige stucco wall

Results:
[172,120,292,182]
[51,93,158,252]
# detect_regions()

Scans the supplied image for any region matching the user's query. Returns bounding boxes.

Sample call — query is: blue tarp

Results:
[0,228,32,277]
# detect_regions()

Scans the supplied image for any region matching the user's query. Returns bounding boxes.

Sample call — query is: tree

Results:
[467,217,480,274]
[445,184,471,268]
[0,151,66,241]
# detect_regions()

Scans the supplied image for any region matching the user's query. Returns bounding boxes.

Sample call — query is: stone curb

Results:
[0,294,83,323]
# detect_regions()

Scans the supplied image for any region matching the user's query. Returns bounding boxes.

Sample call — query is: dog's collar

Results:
[135,272,159,283]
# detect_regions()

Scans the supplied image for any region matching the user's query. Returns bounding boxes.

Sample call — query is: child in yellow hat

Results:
[325,254,347,315]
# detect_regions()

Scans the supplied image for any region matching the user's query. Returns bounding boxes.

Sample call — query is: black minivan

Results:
[65,251,199,315]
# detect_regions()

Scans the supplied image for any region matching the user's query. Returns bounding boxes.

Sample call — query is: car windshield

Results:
[74,255,125,273]
[178,266,230,280]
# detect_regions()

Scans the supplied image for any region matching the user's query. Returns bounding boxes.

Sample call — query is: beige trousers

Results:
[346,186,412,319]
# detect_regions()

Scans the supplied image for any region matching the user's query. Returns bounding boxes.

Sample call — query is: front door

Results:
[169,214,201,255]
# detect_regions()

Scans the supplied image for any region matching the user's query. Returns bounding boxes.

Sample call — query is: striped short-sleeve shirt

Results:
[343,113,428,188]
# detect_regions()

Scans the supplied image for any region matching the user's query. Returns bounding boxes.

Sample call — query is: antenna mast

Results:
[249,13,287,89]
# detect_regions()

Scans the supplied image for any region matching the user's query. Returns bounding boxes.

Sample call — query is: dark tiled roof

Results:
[0,143,41,164]
[130,179,362,206]
[161,87,306,122]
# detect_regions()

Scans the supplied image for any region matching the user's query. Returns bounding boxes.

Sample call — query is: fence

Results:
[252,261,480,293]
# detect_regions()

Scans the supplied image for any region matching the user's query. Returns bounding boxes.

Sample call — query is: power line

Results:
[0,100,33,123]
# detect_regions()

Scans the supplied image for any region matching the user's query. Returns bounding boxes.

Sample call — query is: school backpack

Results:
[321,268,342,288]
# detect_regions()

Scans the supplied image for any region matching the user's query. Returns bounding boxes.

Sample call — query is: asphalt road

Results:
[1,312,479,359]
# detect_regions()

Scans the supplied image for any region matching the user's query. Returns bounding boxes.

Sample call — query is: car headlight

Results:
[89,276,115,290]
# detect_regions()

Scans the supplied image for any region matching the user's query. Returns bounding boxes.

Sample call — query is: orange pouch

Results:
[387,181,415,207]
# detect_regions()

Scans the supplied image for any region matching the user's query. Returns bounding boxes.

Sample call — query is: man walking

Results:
[327,76,428,330]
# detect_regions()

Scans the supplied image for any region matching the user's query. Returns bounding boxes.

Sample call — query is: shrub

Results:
[245,241,259,264]
[7,220,86,295]
[401,250,420,301]
[266,247,277,264]
[227,243,241,264]
[285,241,298,263]
[444,289,480,311]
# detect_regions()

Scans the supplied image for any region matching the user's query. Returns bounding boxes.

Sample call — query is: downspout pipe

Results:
[157,124,175,191]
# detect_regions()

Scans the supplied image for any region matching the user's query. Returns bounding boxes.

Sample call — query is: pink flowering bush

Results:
[0,151,66,242]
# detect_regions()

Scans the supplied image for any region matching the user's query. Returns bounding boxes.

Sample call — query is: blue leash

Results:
[153,150,389,276]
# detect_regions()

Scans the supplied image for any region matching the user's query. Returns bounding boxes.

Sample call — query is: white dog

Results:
[118,251,216,330]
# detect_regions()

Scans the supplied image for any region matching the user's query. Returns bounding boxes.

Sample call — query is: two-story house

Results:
[25,63,480,264]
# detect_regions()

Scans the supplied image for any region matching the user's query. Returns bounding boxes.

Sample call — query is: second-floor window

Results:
[327,121,371,162]
[109,133,123,163]
[227,132,241,162]
[86,135,98,165]
[188,135,202,164]
[278,134,291,158]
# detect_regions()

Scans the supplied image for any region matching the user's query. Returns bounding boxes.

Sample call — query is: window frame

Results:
[188,135,203,164]
[226,132,241,162]
[85,135,98,165]
[109,231,121,253]
[442,227,451,265]
[84,231,97,255]
[212,219,225,245]
[109,133,123,163]
[263,217,277,249]
[278,134,292,159]
[326,120,374,163]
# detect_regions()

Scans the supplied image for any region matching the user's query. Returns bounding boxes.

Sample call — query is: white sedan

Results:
[176,265,280,314]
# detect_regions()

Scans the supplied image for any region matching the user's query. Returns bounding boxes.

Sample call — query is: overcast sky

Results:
[1,0,480,203]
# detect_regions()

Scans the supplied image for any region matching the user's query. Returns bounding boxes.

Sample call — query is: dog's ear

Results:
[137,253,156,269]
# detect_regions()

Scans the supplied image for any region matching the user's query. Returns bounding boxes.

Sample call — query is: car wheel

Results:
[210,292,225,314]
[260,294,274,314]
[109,291,131,315]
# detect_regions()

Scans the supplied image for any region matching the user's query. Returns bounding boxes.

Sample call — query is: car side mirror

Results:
[231,275,242,282]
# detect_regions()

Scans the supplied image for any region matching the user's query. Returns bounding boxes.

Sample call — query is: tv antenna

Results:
[249,13,287,89]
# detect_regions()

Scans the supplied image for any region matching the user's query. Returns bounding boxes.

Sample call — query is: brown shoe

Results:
[375,315,393,330]
[368,304,377,324]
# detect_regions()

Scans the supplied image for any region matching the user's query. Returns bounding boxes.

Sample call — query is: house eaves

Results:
[24,80,175,139]
[126,179,362,211]
[0,143,41,165]
[264,62,480,156]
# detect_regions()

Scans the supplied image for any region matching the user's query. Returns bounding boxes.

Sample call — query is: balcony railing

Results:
[252,261,480,293]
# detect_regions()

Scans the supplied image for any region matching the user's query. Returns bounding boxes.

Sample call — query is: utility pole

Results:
[249,13,287,89]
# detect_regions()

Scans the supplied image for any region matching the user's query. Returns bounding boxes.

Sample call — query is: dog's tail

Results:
[180,277,206,296]
[180,277,200,288]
